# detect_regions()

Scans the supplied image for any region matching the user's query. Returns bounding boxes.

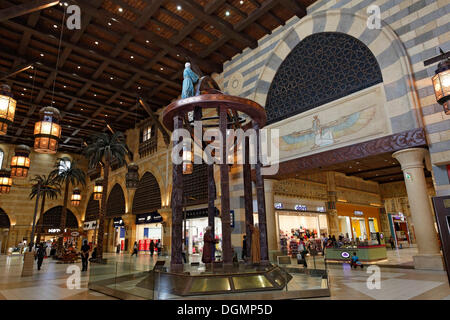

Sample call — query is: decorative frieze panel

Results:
[274,179,327,199]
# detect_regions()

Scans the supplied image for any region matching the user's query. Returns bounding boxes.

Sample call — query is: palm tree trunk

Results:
[36,195,46,244]
[97,161,109,260]
[57,181,70,256]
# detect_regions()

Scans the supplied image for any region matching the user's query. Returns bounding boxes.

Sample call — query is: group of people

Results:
[131,239,162,257]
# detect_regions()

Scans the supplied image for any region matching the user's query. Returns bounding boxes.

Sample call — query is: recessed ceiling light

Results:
[95,41,99,45]
[177,54,180,57]
[110,76,114,80]
[177,5,182,11]
[52,101,55,104]
[77,66,81,69]
[40,53,44,57]
[146,40,150,43]
[130,55,134,59]
[160,67,163,70]
[105,114,108,117]
[108,22,112,26]
[29,76,33,79]
[23,88,26,91]
[94,94,97,97]
[119,101,122,104]
[64,2,68,6]
[240,0,244,4]
[225,11,230,16]
[118,7,123,12]
[81,108,84,111]
[53,24,58,28]
[21,93,24,96]
[63,85,66,88]
[138,86,141,89]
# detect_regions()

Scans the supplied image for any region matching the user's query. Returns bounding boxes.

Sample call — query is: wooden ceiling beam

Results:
[0,0,60,22]
[177,0,257,49]
[71,0,221,73]
[235,0,279,31]
[1,20,183,89]
[278,0,307,18]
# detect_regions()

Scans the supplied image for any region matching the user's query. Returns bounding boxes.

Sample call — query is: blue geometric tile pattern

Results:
[266,32,383,124]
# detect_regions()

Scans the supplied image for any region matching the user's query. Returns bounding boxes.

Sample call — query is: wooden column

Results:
[254,121,269,263]
[207,163,216,259]
[243,134,254,258]
[171,115,184,269]
[219,107,232,265]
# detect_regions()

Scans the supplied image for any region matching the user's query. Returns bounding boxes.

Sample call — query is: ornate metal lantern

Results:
[0,84,16,135]
[432,58,450,115]
[0,169,12,194]
[71,188,81,206]
[34,106,61,154]
[125,163,139,189]
[93,178,103,201]
[182,143,193,175]
[10,145,31,178]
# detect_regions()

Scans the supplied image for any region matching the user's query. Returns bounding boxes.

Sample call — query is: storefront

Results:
[113,217,126,252]
[254,201,328,253]
[83,220,97,246]
[388,212,412,248]
[336,203,381,241]
[183,207,222,261]
[135,211,163,253]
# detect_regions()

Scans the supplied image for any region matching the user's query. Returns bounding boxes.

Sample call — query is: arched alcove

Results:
[38,206,78,229]
[132,172,161,215]
[0,208,10,228]
[85,193,99,221]
[106,184,126,218]
[266,32,383,124]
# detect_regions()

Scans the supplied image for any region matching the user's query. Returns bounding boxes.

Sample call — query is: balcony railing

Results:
[139,135,157,158]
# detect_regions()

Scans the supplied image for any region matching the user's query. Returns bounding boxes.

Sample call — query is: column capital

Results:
[263,178,277,192]
[392,148,428,170]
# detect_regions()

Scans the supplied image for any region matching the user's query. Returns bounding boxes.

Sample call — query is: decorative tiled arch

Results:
[254,9,422,133]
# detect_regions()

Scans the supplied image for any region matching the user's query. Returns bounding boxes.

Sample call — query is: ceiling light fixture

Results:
[118,7,123,12]
[225,11,230,16]
[177,5,182,10]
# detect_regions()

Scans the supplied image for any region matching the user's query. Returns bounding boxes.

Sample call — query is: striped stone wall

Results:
[222,0,450,196]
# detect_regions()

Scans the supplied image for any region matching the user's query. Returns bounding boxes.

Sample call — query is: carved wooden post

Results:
[254,121,269,263]
[207,163,216,259]
[171,115,184,269]
[243,134,254,259]
[219,107,232,265]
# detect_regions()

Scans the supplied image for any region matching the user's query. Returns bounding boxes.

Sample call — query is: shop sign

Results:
[294,204,307,211]
[341,251,350,258]
[354,210,363,216]
[83,220,97,230]
[185,207,219,219]
[48,228,61,233]
[135,212,164,225]
[71,231,79,237]
[317,206,325,212]
[113,217,124,227]
[274,202,283,209]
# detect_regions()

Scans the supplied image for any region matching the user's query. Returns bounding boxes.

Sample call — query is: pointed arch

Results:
[106,184,126,218]
[0,208,10,228]
[38,206,78,229]
[132,172,161,215]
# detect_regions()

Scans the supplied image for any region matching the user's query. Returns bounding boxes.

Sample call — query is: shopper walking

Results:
[35,243,46,271]
[156,239,162,256]
[149,240,155,256]
[242,235,247,260]
[131,241,138,256]
[389,237,395,250]
[80,240,90,272]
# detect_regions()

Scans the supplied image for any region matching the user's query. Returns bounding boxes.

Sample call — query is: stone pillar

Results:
[326,171,340,237]
[159,207,172,256]
[122,214,136,254]
[392,148,444,270]
[263,179,281,261]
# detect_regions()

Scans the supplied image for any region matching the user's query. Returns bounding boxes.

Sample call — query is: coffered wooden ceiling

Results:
[0,0,315,152]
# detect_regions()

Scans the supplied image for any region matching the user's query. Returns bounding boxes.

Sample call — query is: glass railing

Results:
[88,255,329,300]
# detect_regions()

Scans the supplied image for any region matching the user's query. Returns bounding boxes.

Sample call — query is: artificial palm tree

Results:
[49,157,86,256]
[83,132,128,260]
[29,175,61,243]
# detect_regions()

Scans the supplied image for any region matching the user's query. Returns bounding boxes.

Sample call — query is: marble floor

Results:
[0,251,448,300]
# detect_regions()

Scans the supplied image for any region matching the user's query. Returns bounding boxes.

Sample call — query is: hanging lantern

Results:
[10,145,31,178]
[0,169,12,194]
[34,106,61,154]
[182,143,193,175]
[93,178,104,201]
[125,163,139,189]
[71,188,81,206]
[432,58,450,115]
[0,84,17,135]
